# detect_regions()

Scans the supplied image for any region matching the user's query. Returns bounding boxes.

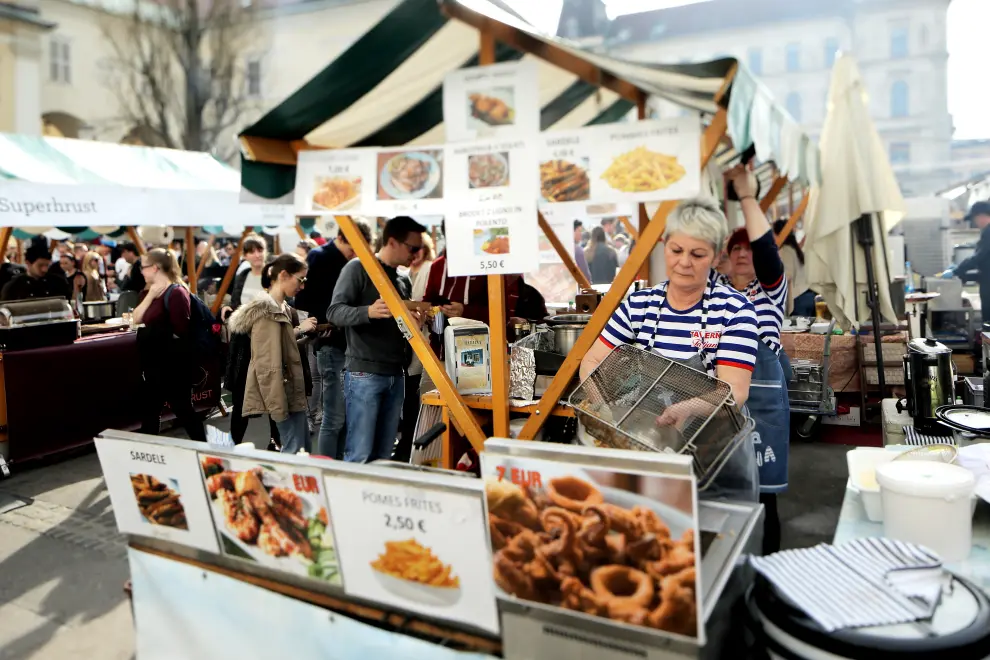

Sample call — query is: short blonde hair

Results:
[663,197,729,252]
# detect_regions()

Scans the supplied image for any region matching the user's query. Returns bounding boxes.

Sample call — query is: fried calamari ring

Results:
[546,476,604,513]
[494,551,538,601]
[590,565,655,618]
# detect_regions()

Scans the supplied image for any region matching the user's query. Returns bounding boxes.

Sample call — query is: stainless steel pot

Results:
[81,301,115,322]
[546,313,592,326]
[552,324,584,356]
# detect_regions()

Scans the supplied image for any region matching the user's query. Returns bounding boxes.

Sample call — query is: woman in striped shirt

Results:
[722,165,792,554]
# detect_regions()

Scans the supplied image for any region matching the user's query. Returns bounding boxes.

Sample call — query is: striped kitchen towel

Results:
[750,538,945,632]
[903,426,955,446]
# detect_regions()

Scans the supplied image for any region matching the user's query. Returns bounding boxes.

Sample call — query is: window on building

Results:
[748,48,763,75]
[246,58,262,98]
[564,16,580,39]
[891,26,909,58]
[824,37,839,69]
[890,142,910,164]
[49,37,70,84]
[786,92,802,121]
[786,43,801,72]
[890,80,909,118]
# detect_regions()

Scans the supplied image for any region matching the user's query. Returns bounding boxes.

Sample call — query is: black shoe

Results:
[267,439,281,452]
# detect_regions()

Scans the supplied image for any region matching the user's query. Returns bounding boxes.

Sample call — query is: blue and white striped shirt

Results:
[600,273,760,375]
[718,230,787,354]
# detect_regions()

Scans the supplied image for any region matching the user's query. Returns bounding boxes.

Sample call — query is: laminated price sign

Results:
[294,148,377,216]
[443,136,539,277]
[323,468,499,634]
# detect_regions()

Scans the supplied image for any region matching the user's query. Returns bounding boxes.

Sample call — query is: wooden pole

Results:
[760,176,788,214]
[636,92,650,282]
[539,212,591,290]
[335,215,487,450]
[479,28,509,439]
[211,229,252,316]
[195,235,214,282]
[125,227,146,255]
[295,220,305,240]
[15,239,23,265]
[185,227,197,294]
[519,110,729,440]
[618,216,640,241]
[776,192,809,247]
[0,228,13,265]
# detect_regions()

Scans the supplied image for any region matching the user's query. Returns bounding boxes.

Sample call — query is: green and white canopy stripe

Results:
[0,133,294,232]
[240,0,819,202]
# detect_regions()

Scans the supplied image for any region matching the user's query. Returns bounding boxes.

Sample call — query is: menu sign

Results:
[590,117,701,203]
[539,128,595,210]
[443,137,539,276]
[198,455,342,586]
[443,60,540,143]
[371,146,446,217]
[294,148,377,216]
[96,436,219,553]
[481,451,704,644]
[323,472,499,634]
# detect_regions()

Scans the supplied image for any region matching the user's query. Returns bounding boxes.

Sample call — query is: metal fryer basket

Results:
[568,345,749,488]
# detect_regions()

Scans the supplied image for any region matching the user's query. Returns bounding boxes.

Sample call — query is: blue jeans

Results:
[316,346,347,459]
[343,371,404,463]
[276,411,310,455]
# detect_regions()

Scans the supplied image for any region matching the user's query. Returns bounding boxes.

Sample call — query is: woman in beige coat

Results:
[227,253,315,454]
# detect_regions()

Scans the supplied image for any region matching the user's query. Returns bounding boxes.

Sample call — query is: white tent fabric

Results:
[805,55,905,329]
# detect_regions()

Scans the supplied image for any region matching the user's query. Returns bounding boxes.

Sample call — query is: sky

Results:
[947,0,986,140]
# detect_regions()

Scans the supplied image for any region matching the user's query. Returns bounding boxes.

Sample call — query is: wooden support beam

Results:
[760,176,788,214]
[14,239,23,265]
[519,110,729,440]
[776,192,809,247]
[618,216,639,241]
[211,229,252,316]
[0,228,12,266]
[539,212,591,290]
[335,215,487,451]
[636,92,650,282]
[295,220,306,240]
[125,227,146,255]
[185,227,197,294]
[441,2,646,104]
[195,236,213,282]
[239,135,298,166]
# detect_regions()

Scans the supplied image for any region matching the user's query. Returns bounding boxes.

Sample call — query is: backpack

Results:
[163,284,222,356]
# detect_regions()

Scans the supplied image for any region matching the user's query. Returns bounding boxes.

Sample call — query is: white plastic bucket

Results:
[876,461,975,562]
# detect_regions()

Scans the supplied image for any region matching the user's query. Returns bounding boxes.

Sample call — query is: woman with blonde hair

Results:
[82,251,107,302]
[131,248,206,441]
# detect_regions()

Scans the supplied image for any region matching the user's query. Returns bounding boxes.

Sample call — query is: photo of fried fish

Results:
[312,176,361,211]
[469,92,515,126]
[601,147,686,193]
[540,159,590,202]
[130,473,188,529]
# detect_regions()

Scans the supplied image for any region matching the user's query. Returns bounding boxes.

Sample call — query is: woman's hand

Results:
[147,280,169,299]
[655,401,697,430]
[441,301,465,318]
[726,164,758,200]
[220,305,233,322]
[297,317,317,335]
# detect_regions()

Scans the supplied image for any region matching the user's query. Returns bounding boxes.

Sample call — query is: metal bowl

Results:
[545,313,592,326]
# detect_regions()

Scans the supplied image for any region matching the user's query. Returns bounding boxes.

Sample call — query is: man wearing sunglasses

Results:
[328,216,428,463]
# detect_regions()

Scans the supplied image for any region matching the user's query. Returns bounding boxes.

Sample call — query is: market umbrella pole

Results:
[856,212,886,395]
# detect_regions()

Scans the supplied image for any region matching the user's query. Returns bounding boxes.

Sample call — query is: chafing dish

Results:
[0,297,79,350]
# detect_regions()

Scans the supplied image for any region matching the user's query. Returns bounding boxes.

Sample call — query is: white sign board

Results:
[443,60,540,143]
[95,436,219,553]
[323,472,499,634]
[294,148,377,216]
[370,146,446,217]
[443,136,539,276]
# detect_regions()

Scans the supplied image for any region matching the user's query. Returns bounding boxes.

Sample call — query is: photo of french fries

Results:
[600,147,686,193]
[371,539,460,588]
[130,473,188,529]
[540,159,590,202]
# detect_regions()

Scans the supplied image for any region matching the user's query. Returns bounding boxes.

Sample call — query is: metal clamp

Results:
[395,316,413,341]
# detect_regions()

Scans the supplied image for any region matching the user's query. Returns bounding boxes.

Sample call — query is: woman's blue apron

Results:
[748,340,790,493]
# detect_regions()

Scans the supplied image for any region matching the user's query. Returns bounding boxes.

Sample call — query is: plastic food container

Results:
[846,448,899,522]
[876,461,975,562]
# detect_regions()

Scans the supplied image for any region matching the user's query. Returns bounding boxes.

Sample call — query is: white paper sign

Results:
[537,205,574,265]
[443,60,540,143]
[323,473,499,634]
[590,117,701,203]
[539,128,595,210]
[443,137,539,276]
[370,146,446,217]
[95,436,219,553]
[294,148,377,216]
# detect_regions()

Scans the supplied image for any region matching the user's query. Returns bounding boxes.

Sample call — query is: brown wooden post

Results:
[0,228,13,264]
[636,92,650,282]
[185,227,197,294]
[335,215,487,450]
[210,229,252,316]
[519,110,729,440]
[539,212,591,290]
[125,227,147,255]
[14,239,23,265]
[776,192,809,247]
[195,236,214,281]
[761,176,788,214]
[618,216,640,241]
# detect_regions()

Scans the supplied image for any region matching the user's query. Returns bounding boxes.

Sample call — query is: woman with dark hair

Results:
[584,226,618,285]
[131,248,206,441]
[228,253,315,454]
[773,219,814,316]
[221,234,267,320]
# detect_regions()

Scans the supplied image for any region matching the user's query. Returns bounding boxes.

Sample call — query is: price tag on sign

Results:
[478,259,505,272]
[323,472,499,634]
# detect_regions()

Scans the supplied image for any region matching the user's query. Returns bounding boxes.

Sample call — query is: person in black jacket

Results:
[117,243,145,293]
[952,202,990,314]
[221,234,268,319]
[294,220,372,459]
[1,241,69,301]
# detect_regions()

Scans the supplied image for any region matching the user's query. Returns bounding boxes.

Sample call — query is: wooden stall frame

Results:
[776,192,810,247]
[185,227,197,294]
[538,212,592,290]
[125,227,147,255]
[333,214,487,451]
[195,236,214,282]
[210,228,254,316]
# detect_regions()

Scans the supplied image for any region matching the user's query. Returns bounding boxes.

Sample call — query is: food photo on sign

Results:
[442,60,539,142]
[480,453,703,642]
[95,435,221,553]
[294,148,377,216]
[199,454,341,585]
[322,471,500,634]
[373,147,445,216]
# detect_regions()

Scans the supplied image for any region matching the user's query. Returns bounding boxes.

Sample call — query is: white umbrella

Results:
[805,54,905,330]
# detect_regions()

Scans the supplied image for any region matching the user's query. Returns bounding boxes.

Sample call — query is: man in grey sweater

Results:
[328,216,426,463]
